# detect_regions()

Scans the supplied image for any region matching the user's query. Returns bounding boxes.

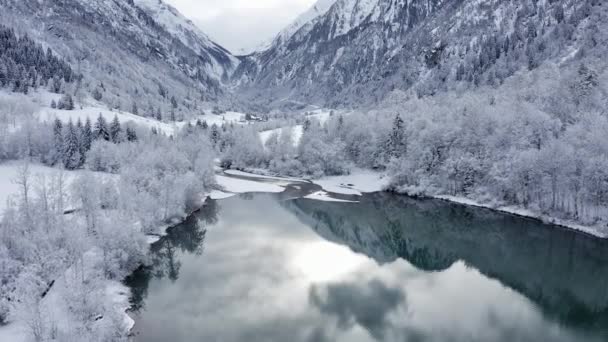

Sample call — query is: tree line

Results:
[222,61,608,228]
[50,115,138,170]
[1,114,215,340]
[0,25,77,94]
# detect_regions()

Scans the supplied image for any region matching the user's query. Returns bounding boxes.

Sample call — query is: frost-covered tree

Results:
[57,94,74,110]
[82,117,93,151]
[126,127,138,142]
[210,124,220,147]
[94,114,110,141]
[50,119,63,165]
[155,107,162,121]
[110,115,123,143]
[62,119,81,170]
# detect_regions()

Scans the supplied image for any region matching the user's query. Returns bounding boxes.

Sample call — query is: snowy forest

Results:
[222,61,608,226]
[0,25,77,95]
[1,83,216,340]
[1,0,608,341]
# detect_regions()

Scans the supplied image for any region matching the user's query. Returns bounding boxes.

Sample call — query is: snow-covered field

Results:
[259,125,304,147]
[306,108,339,125]
[258,109,348,147]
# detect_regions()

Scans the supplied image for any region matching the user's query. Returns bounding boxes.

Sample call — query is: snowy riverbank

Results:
[433,195,608,239]
[218,167,608,239]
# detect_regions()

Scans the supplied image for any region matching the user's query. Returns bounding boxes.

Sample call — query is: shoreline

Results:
[218,168,608,240]
[395,193,608,240]
[429,194,608,239]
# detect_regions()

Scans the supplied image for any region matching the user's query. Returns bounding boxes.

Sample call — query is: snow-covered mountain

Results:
[1,0,604,112]
[236,0,337,56]
[134,0,239,79]
[234,0,605,108]
[0,0,238,114]
[273,0,337,49]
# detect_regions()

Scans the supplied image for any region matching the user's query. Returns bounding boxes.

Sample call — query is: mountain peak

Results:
[275,0,338,45]
[133,0,239,76]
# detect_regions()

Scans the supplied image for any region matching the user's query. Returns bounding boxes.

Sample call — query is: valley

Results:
[0,0,607,341]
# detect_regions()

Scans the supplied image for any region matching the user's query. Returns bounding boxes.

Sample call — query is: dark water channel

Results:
[126,190,608,342]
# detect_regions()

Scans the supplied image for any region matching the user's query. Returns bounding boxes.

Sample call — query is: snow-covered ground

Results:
[224,169,305,183]
[258,109,352,147]
[216,174,285,195]
[0,161,117,219]
[0,249,133,342]
[306,108,340,125]
[259,125,304,147]
[304,191,358,203]
[39,105,247,137]
[313,170,390,196]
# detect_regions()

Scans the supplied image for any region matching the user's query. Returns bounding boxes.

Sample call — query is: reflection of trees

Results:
[284,193,608,332]
[124,265,152,312]
[124,199,219,313]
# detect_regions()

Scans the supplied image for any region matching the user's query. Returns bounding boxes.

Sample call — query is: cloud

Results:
[165,0,317,53]
[309,278,407,339]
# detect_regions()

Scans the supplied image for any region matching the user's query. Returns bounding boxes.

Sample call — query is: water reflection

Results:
[126,193,608,342]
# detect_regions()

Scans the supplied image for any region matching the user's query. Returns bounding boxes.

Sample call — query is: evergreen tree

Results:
[51,100,57,109]
[0,25,76,94]
[110,115,122,143]
[79,117,93,166]
[94,114,110,141]
[303,118,312,132]
[170,95,178,109]
[132,101,139,115]
[126,127,138,142]
[202,120,209,130]
[388,114,405,158]
[52,119,63,165]
[66,94,74,110]
[210,124,220,146]
[51,76,62,93]
[57,94,74,110]
[83,117,93,151]
[75,119,86,167]
[156,107,162,121]
[92,87,103,101]
[62,120,81,170]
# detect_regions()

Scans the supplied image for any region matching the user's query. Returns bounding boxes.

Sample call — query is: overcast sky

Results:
[165,0,317,54]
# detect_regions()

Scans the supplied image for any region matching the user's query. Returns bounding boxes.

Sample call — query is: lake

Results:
[125,191,608,342]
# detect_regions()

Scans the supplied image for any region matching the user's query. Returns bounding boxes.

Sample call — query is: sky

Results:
[165,0,318,54]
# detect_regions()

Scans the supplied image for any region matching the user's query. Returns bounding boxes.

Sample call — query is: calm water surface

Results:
[126,192,608,342]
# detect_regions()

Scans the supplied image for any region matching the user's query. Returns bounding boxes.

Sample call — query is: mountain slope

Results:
[0,0,238,116]
[134,0,239,79]
[273,0,337,49]
[234,0,606,108]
